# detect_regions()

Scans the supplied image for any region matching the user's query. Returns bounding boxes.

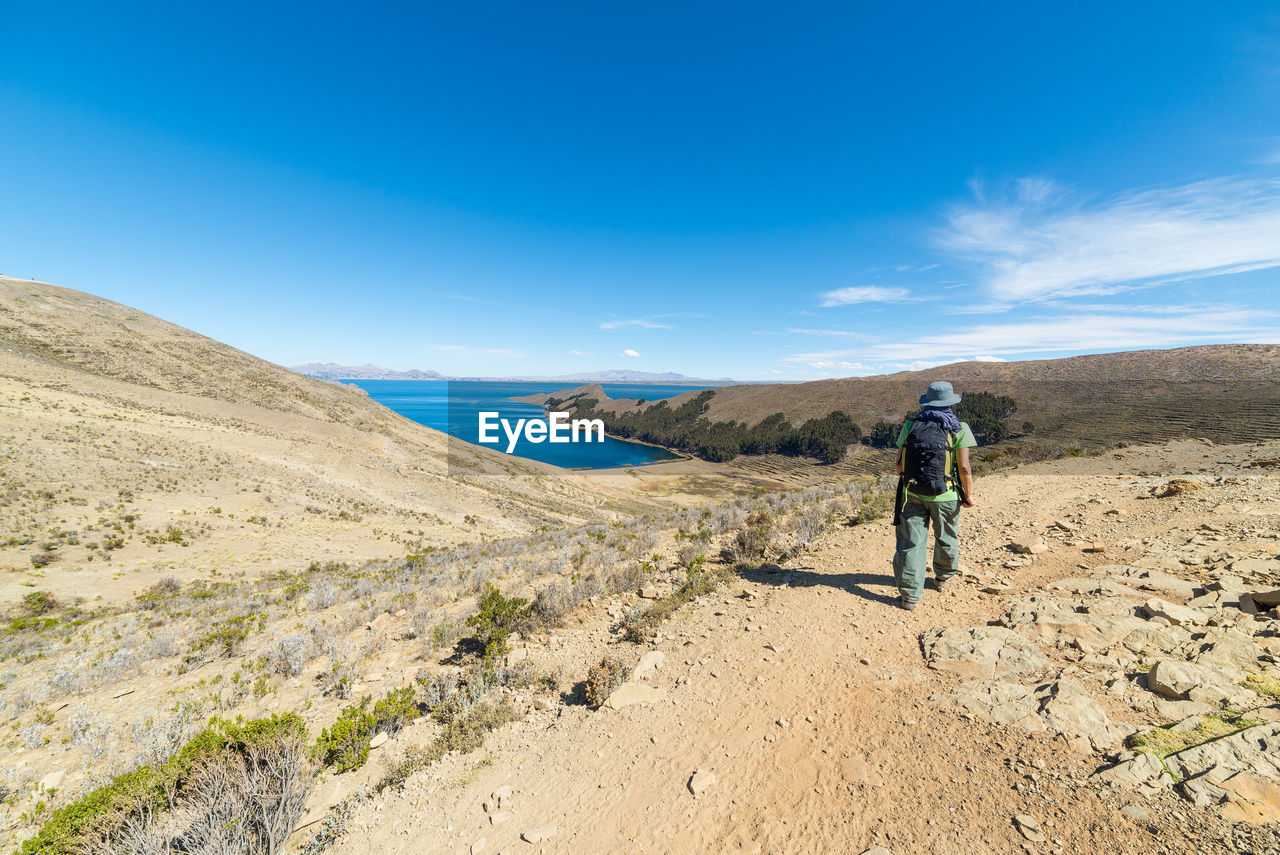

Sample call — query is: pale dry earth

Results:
[313,439,1280,855]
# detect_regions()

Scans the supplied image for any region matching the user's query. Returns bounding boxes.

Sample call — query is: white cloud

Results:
[819,286,915,306]
[622,349,640,358]
[941,176,1280,301]
[864,309,1280,360]
[428,344,526,358]
[600,318,673,330]
[569,349,592,356]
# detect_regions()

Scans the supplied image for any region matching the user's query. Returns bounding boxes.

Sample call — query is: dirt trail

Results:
[324,440,1280,855]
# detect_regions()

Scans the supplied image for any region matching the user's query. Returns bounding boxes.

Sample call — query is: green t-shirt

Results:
[896,420,977,502]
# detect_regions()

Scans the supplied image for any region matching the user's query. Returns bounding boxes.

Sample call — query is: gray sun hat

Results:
[919,381,962,408]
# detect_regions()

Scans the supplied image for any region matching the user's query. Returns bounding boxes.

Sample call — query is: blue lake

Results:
[345,379,709,469]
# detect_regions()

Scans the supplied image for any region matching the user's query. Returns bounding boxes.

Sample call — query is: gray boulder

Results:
[1035,677,1127,751]
[1142,597,1206,627]
[920,626,1049,680]
[1147,659,1246,705]
[939,680,1044,730]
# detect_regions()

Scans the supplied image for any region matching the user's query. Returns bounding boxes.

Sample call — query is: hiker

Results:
[891,381,977,610]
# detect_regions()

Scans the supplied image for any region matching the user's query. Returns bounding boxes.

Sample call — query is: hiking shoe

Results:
[932,576,954,592]
[897,597,917,611]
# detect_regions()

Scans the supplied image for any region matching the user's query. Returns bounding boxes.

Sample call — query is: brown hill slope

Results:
[0,277,658,606]
[532,345,1280,449]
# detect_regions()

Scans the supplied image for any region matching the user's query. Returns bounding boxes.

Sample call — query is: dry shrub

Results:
[584,655,629,708]
[1153,479,1203,498]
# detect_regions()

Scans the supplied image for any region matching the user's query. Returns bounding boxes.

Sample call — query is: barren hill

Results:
[0,277,657,607]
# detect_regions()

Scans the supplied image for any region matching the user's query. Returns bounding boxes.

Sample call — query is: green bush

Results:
[372,686,418,733]
[466,584,531,662]
[852,489,895,525]
[315,702,376,773]
[316,687,420,773]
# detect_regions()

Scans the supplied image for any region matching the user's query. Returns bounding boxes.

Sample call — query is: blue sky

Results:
[2,2,1279,380]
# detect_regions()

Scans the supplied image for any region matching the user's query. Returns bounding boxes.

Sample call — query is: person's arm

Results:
[957,446,976,507]
[896,447,904,474]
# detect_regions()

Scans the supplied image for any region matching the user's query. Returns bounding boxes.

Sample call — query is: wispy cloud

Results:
[779,352,959,375]
[599,318,674,330]
[784,328,874,338]
[440,293,500,305]
[819,286,915,306]
[864,309,1279,360]
[569,349,593,356]
[622,349,640,358]
[428,344,526,358]
[941,176,1280,301]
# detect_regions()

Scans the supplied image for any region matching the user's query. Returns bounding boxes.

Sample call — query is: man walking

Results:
[892,381,977,610]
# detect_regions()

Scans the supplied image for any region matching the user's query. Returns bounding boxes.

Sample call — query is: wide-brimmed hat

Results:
[919,381,962,408]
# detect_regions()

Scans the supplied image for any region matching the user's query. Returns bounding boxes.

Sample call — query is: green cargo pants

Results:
[892,497,961,605]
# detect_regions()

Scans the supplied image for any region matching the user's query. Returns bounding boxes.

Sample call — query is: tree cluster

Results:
[564,391,861,464]
[861,391,1021,448]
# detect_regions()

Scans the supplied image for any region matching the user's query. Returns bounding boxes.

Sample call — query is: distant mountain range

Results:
[290,363,446,381]
[289,364,739,385]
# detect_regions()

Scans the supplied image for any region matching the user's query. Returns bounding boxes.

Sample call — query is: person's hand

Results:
[962,496,977,508]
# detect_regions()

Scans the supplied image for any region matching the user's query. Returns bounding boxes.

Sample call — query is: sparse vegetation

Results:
[1241,674,1280,700]
[1129,712,1261,757]
[20,591,59,616]
[623,559,733,643]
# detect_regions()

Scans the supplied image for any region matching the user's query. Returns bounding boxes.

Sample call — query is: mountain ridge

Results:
[289,363,740,385]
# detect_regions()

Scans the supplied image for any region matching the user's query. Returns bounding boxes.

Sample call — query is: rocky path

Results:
[322,440,1280,855]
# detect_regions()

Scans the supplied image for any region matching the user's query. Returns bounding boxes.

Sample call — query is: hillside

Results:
[0,277,658,607]
[519,347,1280,477]
[616,345,1280,444]
[291,439,1280,855]
[9,437,1280,853]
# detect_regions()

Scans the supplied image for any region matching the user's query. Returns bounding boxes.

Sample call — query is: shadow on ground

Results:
[738,563,900,607]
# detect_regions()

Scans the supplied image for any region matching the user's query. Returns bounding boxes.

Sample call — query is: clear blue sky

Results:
[3,2,1279,380]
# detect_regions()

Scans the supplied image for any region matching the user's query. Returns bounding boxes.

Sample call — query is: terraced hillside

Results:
[527,345,1280,455]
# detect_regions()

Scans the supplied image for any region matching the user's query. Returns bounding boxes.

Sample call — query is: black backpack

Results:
[903,419,954,496]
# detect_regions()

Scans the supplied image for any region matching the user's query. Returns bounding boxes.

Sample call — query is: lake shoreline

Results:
[344,378,704,470]
[514,397,692,469]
